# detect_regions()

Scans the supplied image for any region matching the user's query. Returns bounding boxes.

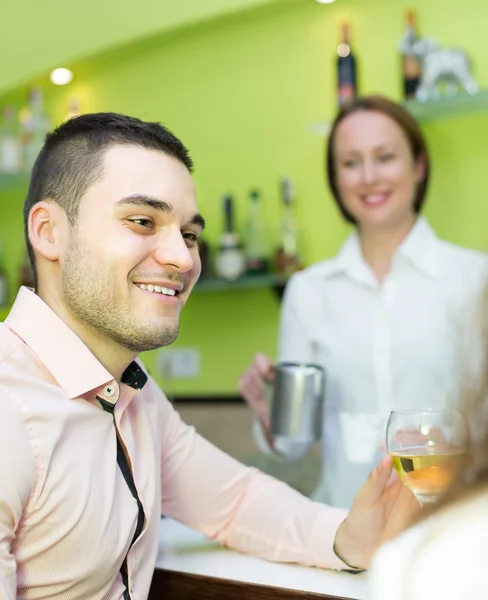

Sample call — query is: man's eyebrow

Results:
[190,213,206,231]
[117,194,205,231]
[116,195,173,213]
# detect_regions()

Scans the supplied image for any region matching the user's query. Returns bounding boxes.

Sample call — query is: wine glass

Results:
[386,409,468,505]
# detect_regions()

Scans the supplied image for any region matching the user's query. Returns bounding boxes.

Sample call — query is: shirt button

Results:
[104,385,116,397]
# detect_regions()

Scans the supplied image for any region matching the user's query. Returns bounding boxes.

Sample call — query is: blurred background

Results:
[1,0,487,494]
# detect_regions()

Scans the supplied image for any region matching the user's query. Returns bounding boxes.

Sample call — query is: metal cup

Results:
[270,362,325,443]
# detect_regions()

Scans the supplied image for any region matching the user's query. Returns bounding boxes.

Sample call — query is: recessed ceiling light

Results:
[316,0,337,4]
[50,68,74,86]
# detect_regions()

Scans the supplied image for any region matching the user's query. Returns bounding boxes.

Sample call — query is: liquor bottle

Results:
[20,87,50,171]
[18,252,35,290]
[197,237,211,280]
[214,194,246,281]
[244,189,268,276]
[274,177,301,276]
[65,96,81,122]
[0,106,22,174]
[337,23,357,106]
[0,240,9,308]
[400,11,422,101]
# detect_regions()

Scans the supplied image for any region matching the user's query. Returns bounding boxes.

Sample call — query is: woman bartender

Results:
[238,95,488,509]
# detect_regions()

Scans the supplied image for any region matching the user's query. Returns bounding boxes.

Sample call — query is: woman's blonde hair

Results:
[427,280,488,514]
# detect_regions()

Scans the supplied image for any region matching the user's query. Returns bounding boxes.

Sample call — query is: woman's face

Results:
[333,110,425,231]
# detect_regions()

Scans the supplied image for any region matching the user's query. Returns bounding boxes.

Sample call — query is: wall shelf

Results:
[0,170,290,301]
[194,273,288,299]
[311,88,488,135]
[405,89,488,122]
[0,275,289,319]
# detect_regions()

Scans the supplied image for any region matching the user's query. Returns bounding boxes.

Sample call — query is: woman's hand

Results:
[333,455,421,570]
[238,353,276,430]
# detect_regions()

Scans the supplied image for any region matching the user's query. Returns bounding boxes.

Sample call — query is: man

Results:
[0,113,418,600]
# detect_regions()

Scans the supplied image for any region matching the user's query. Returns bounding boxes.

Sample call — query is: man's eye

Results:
[129,218,154,228]
[183,231,198,246]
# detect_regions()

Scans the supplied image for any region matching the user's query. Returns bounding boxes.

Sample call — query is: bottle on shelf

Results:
[274,177,301,277]
[244,188,268,276]
[337,22,357,107]
[0,239,9,308]
[19,87,50,171]
[0,106,22,175]
[65,96,81,122]
[197,237,212,280]
[18,252,35,290]
[214,194,246,281]
[400,10,422,101]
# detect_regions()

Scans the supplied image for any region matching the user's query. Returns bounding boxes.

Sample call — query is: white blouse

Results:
[254,217,488,508]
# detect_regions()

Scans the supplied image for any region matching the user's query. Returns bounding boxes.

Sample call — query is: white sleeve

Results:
[277,273,315,364]
[251,273,315,462]
[0,384,36,599]
[252,417,314,462]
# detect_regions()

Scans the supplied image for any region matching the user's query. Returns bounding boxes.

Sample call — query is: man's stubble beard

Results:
[61,233,180,353]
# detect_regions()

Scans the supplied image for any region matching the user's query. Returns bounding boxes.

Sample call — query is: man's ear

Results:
[28,201,67,262]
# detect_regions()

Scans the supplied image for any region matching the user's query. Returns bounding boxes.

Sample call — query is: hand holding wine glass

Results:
[386,409,468,506]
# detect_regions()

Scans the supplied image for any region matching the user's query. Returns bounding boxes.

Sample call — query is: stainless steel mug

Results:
[270,362,325,443]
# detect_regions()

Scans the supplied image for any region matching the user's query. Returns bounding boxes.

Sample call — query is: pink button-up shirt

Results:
[0,287,348,600]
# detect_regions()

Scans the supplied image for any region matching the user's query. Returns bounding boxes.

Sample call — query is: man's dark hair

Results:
[23,112,193,287]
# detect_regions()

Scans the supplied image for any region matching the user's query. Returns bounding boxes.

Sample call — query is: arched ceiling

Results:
[0,0,292,95]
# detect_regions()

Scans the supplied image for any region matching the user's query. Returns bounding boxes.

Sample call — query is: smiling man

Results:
[0,113,419,600]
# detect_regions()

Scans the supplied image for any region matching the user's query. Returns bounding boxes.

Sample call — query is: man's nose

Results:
[153,228,195,273]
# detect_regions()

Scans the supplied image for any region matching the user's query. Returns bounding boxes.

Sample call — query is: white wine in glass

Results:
[386,409,468,505]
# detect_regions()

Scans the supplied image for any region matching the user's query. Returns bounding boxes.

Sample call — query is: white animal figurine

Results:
[401,36,478,102]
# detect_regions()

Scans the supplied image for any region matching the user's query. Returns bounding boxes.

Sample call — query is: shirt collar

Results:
[319,232,374,285]
[5,287,147,399]
[396,216,442,279]
[320,216,441,282]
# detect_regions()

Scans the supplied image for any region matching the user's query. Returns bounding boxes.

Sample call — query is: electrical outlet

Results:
[157,347,200,379]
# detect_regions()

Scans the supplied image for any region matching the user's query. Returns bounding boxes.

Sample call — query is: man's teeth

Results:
[138,284,176,296]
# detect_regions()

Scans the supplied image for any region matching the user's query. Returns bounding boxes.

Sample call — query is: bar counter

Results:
[148,518,367,600]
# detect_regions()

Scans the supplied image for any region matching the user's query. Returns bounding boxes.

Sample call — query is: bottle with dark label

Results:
[244,189,268,276]
[400,11,422,101]
[337,23,357,106]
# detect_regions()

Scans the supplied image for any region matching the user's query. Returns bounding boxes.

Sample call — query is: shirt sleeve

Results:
[251,272,316,461]
[252,416,315,461]
[158,383,348,570]
[0,384,36,599]
[277,273,315,364]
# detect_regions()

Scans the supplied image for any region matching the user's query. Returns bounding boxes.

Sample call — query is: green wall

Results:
[2,0,488,394]
[0,0,292,95]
